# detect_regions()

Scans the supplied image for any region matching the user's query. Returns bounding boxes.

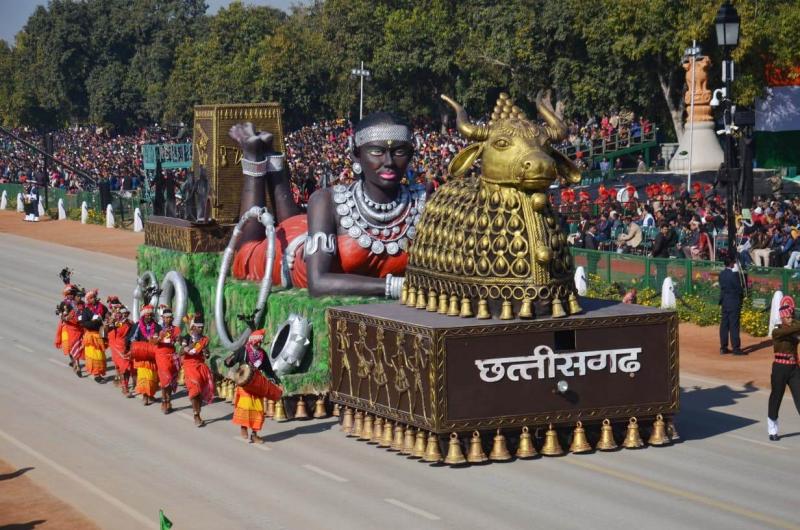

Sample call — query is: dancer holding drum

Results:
[155,307,182,414]
[181,314,215,427]
[128,305,160,405]
[80,289,108,383]
[55,284,84,377]
[227,329,283,443]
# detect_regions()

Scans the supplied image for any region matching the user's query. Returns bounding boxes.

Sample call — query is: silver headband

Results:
[354,124,412,147]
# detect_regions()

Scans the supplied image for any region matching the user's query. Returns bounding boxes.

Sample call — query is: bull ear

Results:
[551,148,582,185]
[448,142,484,178]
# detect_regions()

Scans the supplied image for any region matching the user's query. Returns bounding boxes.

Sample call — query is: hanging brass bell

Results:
[416,288,427,309]
[569,421,593,454]
[391,424,405,451]
[541,424,564,456]
[224,381,233,402]
[332,403,340,417]
[352,410,364,438]
[476,299,491,319]
[265,399,275,418]
[622,417,644,449]
[596,419,618,451]
[551,298,567,318]
[423,433,443,463]
[401,426,416,455]
[406,287,417,307]
[379,420,394,447]
[426,290,438,312]
[341,407,353,434]
[466,431,488,463]
[438,293,449,314]
[516,426,537,459]
[499,300,514,321]
[568,293,582,315]
[518,299,534,319]
[489,429,512,461]
[444,433,467,466]
[273,398,288,422]
[447,295,460,316]
[177,367,185,386]
[667,417,680,441]
[370,416,384,444]
[400,282,408,305]
[648,414,670,446]
[313,396,327,418]
[294,397,309,420]
[359,414,374,441]
[459,297,474,318]
[411,430,427,459]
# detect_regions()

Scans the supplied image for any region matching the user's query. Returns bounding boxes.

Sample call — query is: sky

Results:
[0,0,300,45]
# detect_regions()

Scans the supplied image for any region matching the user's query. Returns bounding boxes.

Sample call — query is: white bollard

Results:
[574,266,587,296]
[16,193,24,212]
[105,204,115,228]
[133,208,144,232]
[37,199,45,218]
[81,201,88,224]
[768,290,784,338]
[661,277,676,309]
[0,190,7,209]
[58,198,67,220]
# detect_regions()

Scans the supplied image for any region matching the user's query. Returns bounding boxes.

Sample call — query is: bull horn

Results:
[441,94,488,141]
[536,91,567,142]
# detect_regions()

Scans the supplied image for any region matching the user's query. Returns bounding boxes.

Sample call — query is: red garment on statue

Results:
[232,214,408,285]
[107,322,132,375]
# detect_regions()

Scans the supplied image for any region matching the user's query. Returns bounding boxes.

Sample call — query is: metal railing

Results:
[141,143,193,170]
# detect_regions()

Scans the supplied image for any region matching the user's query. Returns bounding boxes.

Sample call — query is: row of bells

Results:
[338,409,678,465]
[214,378,329,421]
[400,284,581,320]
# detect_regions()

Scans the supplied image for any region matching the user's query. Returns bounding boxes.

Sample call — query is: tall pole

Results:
[724,49,735,256]
[687,41,697,191]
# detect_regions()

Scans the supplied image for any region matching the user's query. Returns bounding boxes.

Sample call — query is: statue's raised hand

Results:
[229,122,274,161]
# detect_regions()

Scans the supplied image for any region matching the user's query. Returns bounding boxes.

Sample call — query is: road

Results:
[0,232,798,530]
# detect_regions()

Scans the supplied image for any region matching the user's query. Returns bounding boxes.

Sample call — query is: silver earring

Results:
[352,162,362,175]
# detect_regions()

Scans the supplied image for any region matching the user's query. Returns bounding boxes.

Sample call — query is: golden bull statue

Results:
[405,92,583,319]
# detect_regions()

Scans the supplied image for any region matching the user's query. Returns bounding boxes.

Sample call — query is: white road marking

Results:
[46,358,67,367]
[303,464,348,483]
[234,436,272,451]
[384,498,441,521]
[178,412,194,422]
[0,427,152,527]
[15,343,34,353]
[726,433,789,450]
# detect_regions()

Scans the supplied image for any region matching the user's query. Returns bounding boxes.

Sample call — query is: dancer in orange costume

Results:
[80,289,108,383]
[108,306,134,398]
[128,305,160,405]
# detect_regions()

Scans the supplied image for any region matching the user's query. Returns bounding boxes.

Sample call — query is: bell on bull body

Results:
[370,416,384,444]
[596,419,618,451]
[401,426,416,455]
[273,398,288,422]
[667,417,680,441]
[416,288,427,310]
[499,300,514,321]
[444,433,467,466]
[406,287,417,308]
[380,420,394,447]
[569,421,592,454]
[332,403,340,417]
[476,299,491,320]
[447,295,460,316]
[412,430,427,459]
[341,407,353,434]
[427,289,438,312]
[359,414,374,441]
[518,299,534,319]
[391,424,405,451]
[551,298,567,318]
[423,433,443,463]
[648,414,671,446]
[352,410,364,438]
[489,429,512,461]
[313,396,327,418]
[294,397,310,420]
[265,399,275,418]
[459,298,474,318]
[466,431,488,464]
[516,426,537,459]
[438,293,449,314]
[400,283,408,305]
[541,424,564,456]
[568,293,582,315]
[623,417,644,449]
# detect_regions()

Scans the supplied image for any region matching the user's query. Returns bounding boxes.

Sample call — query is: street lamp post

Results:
[715,0,740,258]
[350,61,372,121]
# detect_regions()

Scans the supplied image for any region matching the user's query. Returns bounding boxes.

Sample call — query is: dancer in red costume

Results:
[181,314,215,427]
[128,305,160,405]
[55,284,84,377]
[108,306,134,397]
[80,289,108,383]
[155,307,181,414]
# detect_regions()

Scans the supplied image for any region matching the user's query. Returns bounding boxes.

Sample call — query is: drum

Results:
[130,341,156,362]
[233,364,282,401]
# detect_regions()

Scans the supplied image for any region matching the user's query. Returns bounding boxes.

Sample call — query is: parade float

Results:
[136,95,679,465]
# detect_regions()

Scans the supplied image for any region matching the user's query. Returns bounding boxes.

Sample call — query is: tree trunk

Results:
[658,70,684,140]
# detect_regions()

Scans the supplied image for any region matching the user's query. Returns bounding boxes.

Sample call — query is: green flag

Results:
[159,509,173,529]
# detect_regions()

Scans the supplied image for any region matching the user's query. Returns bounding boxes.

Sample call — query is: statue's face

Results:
[355,140,413,194]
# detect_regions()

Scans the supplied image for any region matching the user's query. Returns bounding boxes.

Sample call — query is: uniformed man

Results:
[767,295,800,441]
[718,256,744,355]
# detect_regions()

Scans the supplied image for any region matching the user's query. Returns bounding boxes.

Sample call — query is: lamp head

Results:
[715,0,740,49]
